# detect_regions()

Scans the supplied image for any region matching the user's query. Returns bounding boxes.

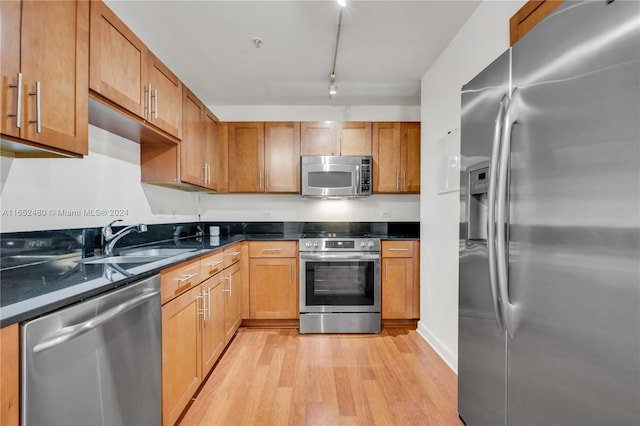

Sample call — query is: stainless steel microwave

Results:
[301,155,372,197]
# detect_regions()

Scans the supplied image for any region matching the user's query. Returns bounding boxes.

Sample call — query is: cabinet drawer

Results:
[200,251,224,279]
[382,241,415,258]
[249,241,297,258]
[223,244,242,268]
[161,258,202,304]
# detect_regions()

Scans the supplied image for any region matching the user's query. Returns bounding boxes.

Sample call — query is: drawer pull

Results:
[176,273,198,285]
[261,248,282,252]
[388,248,409,251]
[207,260,223,267]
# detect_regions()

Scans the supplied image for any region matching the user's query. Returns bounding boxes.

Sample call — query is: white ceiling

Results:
[104,0,481,107]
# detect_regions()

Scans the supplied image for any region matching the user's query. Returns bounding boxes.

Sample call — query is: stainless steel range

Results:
[299,235,381,334]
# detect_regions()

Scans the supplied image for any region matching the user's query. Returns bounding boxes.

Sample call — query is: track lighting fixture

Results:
[329,74,337,95]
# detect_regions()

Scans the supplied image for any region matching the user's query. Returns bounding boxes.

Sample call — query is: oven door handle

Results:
[299,253,380,261]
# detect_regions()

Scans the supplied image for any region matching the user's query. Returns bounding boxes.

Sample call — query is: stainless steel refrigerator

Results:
[458,1,640,425]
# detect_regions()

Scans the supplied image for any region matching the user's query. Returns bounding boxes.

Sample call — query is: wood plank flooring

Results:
[179,328,461,426]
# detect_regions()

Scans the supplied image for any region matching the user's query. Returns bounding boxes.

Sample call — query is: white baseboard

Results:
[416,321,458,375]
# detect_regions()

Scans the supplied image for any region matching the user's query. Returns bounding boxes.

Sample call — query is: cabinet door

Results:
[1,0,21,140]
[147,52,182,139]
[227,122,264,192]
[300,121,337,156]
[381,257,414,319]
[204,109,220,191]
[249,257,298,319]
[338,122,372,156]
[90,0,146,119]
[162,285,202,426]
[401,122,421,193]
[264,122,300,193]
[180,88,205,186]
[224,262,242,343]
[201,274,225,376]
[0,324,19,426]
[372,122,402,193]
[18,0,88,154]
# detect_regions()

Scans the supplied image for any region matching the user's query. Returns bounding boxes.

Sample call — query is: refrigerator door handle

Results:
[496,87,519,338]
[487,93,508,333]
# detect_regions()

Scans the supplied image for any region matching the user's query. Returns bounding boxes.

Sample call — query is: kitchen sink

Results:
[118,247,197,257]
[77,247,197,264]
[76,255,171,264]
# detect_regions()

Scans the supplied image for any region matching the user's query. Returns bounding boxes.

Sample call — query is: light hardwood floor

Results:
[178,328,461,426]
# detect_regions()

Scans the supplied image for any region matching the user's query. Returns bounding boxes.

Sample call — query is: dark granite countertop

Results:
[0,235,244,327]
[1,222,419,327]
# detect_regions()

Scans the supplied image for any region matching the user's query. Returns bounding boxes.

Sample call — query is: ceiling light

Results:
[329,74,337,95]
[337,0,346,7]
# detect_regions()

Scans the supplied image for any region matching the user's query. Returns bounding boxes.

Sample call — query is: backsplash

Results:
[0,221,419,267]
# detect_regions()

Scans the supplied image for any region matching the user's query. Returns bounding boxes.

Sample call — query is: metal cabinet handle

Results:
[203,164,207,182]
[261,248,282,252]
[487,94,508,333]
[207,260,223,267]
[222,274,233,297]
[198,291,208,320]
[144,84,150,118]
[207,287,212,318]
[259,173,263,191]
[496,88,519,339]
[403,171,407,190]
[153,89,158,119]
[8,72,22,128]
[385,260,389,281]
[28,81,41,134]
[396,170,400,190]
[33,290,159,354]
[177,272,198,285]
[388,248,409,252]
[227,251,241,257]
[291,263,294,281]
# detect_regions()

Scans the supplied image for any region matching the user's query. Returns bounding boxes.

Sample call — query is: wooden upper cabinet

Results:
[90,0,147,118]
[204,109,220,192]
[264,122,300,193]
[372,122,420,194]
[300,121,337,156]
[227,122,265,192]
[337,122,372,156]
[89,0,182,139]
[180,88,206,187]
[402,122,421,193]
[1,0,88,156]
[510,0,563,45]
[147,52,182,138]
[372,122,402,192]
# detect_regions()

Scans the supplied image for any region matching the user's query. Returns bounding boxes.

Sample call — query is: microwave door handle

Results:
[356,165,361,194]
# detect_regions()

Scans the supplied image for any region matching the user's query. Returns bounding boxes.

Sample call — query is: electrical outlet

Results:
[381,211,392,218]
[262,211,272,218]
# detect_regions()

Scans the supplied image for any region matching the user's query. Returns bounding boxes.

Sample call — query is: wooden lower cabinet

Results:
[161,245,244,425]
[0,324,19,426]
[201,273,226,376]
[381,241,420,320]
[162,285,202,426]
[248,241,298,320]
[249,257,298,319]
[223,261,243,343]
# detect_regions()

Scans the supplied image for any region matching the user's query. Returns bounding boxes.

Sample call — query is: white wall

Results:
[418,0,526,373]
[1,104,420,233]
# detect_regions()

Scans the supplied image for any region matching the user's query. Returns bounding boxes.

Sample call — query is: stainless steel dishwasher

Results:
[22,274,162,426]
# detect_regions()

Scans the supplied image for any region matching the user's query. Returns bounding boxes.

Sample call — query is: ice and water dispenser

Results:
[468,165,490,243]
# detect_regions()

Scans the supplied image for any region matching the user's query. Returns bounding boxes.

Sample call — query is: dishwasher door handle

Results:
[32,290,160,354]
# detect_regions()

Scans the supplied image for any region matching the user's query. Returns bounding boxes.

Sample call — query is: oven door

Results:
[299,252,380,313]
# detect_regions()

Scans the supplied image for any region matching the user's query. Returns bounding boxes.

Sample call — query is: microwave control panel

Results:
[360,158,371,193]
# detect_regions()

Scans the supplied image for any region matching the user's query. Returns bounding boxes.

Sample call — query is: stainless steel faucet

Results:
[102,220,148,255]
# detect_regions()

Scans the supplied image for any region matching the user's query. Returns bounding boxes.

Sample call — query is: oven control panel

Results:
[299,238,380,252]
